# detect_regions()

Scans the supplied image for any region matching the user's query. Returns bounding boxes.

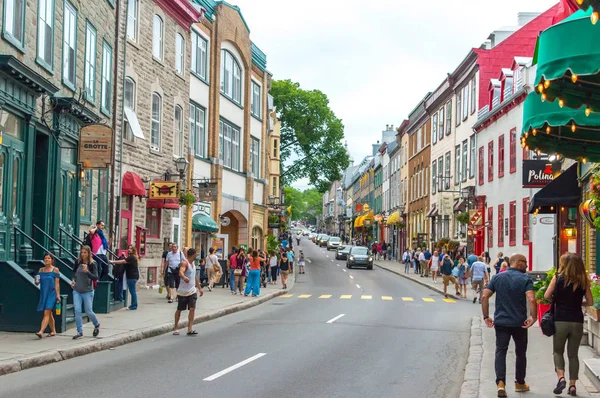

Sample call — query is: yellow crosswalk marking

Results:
[443,299,456,303]
[361,295,372,300]
[298,294,312,299]
[319,295,332,299]
[402,297,414,301]
[340,295,352,299]
[281,294,294,298]
[382,296,393,301]
[422,298,435,302]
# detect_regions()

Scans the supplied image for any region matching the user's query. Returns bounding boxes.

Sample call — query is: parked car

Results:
[318,235,330,247]
[336,245,352,260]
[313,234,323,243]
[346,246,373,270]
[327,236,342,251]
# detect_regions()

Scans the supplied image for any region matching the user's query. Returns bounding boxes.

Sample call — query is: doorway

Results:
[119,195,133,257]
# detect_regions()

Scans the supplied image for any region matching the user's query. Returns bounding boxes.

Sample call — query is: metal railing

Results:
[34,224,77,261]
[13,226,73,271]
[59,227,116,270]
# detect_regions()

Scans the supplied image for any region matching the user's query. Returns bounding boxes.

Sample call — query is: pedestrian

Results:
[371,242,378,260]
[382,241,388,260]
[430,250,440,283]
[483,251,492,276]
[34,253,61,339]
[544,252,593,396]
[499,260,509,273]
[467,250,477,268]
[419,249,427,278]
[205,247,222,292]
[281,236,288,249]
[493,252,504,274]
[160,243,173,300]
[440,254,459,298]
[88,220,109,280]
[470,256,489,304]
[269,251,279,284]
[109,245,139,310]
[414,249,422,274]
[279,252,291,289]
[173,248,203,335]
[71,246,100,340]
[244,250,262,297]
[286,247,295,274]
[457,257,469,299]
[403,249,411,273]
[228,246,238,294]
[234,248,246,295]
[162,243,184,303]
[296,235,301,246]
[298,251,306,274]
[481,254,536,397]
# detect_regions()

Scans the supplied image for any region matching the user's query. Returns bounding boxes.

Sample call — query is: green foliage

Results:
[271,79,349,192]
[590,282,600,309]
[266,234,279,253]
[284,186,323,223]
[179,191,197,207]
[456,212,470,225]
[268,215,280,225]
[533,267,557,304]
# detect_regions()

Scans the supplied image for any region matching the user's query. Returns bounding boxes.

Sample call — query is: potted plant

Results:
[456,211,470,225]
[534,267,556,327]
[178,191,197,207]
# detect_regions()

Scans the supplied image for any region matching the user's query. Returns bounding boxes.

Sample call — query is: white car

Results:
[327,237,342,251]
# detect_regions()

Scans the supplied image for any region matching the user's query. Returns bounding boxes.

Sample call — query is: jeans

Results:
[127,279,138,309]
[73,291,100,334]
[114,275,124,301]
[495,325,528,385]
[244,269,261,296]
[404,261,410,273]
[553,321,584,380]
[230,269,236,292]
[95,254,108,280]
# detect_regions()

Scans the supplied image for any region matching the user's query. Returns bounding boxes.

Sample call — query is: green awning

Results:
[521,92,600,162]
[534,8,600,112]
[576,1,600,21]
[192,213,219,233]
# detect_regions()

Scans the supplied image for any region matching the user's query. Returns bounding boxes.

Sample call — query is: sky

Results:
[229,0,559,190]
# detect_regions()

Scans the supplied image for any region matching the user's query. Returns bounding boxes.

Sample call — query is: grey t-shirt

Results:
[486,268,534,327]
[73,261,99,293]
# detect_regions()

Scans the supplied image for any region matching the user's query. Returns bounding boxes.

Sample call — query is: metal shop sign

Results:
[197,182,218,202]
[149,181,180,199]
[78,124,114,169]
[522,160,561,188]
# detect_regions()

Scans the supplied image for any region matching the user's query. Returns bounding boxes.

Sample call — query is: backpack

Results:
[83,233,92,248]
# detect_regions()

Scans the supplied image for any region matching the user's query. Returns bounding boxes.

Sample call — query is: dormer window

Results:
[488,79,501,110]
[499,69,513,102]
[513,66,522,92]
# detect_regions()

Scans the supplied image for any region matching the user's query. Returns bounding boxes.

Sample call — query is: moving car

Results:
[313,234,324,243]
[327,236,342,251]
[336,245,352,260]
[346,246,373,270]
[318,235,330,247]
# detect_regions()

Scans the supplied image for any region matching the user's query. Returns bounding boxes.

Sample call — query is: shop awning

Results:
[192,213,219,233]
[387,211,400,224]
[426,204,438,218]
[576,1,600,22]
[454,199,467,212]
[147,198,179,209]
[122,171,147,197]
[528,163,581,214]
[124,107,145,139]
[354,216,364,228]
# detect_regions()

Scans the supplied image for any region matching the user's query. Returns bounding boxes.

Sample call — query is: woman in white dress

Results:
[430,250,440,283]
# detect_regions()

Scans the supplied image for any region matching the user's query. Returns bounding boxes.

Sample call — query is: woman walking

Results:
[233,248,246,295]
[457,257,469,299]
[205,247,222,291]
[34,253,61,338]
[244,250,261,297]
[110,245,139,310]
[493,252,504,274]
[279,252,291,289]
[71,246,100,339]
[430,250,440,283]
[544,252,593,396]
[269,251,278,285]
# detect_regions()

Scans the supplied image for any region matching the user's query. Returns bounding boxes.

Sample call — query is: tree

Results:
[284,187,323,224]
[271,79,350,192]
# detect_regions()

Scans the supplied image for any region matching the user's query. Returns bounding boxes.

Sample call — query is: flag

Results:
[287,205,292,215]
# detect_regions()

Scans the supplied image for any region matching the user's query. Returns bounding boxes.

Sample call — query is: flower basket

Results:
[179,191,198,207]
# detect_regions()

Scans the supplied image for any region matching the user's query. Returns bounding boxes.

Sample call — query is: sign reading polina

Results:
[522,160,561,188]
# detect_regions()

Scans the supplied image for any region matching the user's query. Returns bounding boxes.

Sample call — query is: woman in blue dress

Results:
[35,253,61,338]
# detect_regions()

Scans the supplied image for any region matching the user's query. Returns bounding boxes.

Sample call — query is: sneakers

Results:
[515,382,529,392]
[473,296,477,304]
[72,332,83,340]
[497,381,507,397]
[93,324,100,337]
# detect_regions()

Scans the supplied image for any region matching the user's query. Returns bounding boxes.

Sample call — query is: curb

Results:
[0,288,288,376]
[460,316,484,398]
[374,262,460,300]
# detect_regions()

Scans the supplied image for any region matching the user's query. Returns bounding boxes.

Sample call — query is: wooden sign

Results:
[78,124,113,169]
[197,182,218,201]
[149,181,180,199]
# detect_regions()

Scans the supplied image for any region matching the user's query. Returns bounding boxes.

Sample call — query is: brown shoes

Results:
[515,382,530,392]
[497,381,507,397]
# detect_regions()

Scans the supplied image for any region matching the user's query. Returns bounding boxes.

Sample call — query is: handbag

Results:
[234,269,242,276]
[541,277,557,337]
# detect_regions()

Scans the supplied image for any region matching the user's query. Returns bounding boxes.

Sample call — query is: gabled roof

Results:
[191,0,250,32]
[488,79,501,91]
[511,56,532,70]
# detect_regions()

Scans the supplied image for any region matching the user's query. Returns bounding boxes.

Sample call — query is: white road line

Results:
[337,264,340,267]
[349,275,354,279]
[307,259,312,263]
[356,284,361,289]
[326,314,345,324]
[343,269,347,272]
[203,353,267,381]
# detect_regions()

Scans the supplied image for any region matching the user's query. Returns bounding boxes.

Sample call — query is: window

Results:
[84,22,96,102]
[97,170,109,223]
[37,0,54,68]
[498,134,505,178]
[272,177,277,196]
[486,207,493,248]
[417,127,422,151]
[220,50,242,104]
[470,77,477,114]
[191,31,208,79]
[151,93,162,150]
[455,145,461,184]
[175,33,184,74]
[219,119,241,171]
[509,201,516,246]
[444,152,451,190]
[432,113,438,144]
[153,15,163,60]
[514,67,522,92]
[523,198,530,244]
[189,102,206,157]
[510,128,517,173]
[478,146,484,186]
[3,0,26,48]
[273,138,278,158]
[498,204,504,247]
[461,140,467,183]
[145,208,161,238]
[488,141,494,182]
[469,135,476,178]
[62,2,77,89]
[432,160,437,193]
[445,101,452,134]
[251,81,262,118]
[437,156,443,192]
[439,108,445,140]
[462,85,469,121]
[456,91,462,126]
[101,42,112,115]
[126,0,138,41]
[424,167,428,196]
[251,137,260,178]
[124,77,135,141]
[80,170,93,223]
[173,105,183,157]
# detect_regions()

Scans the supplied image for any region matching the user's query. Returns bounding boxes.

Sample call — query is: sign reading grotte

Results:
[78,124,113,169]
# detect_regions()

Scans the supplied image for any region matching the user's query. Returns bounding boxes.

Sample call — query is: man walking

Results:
[440,254,459,298]
[286,247,295,274]
[414,249,421,274]
[422,247,432,277]
[162,243,183,303]
[403,249,410,273]
[418,249,427,277]
[173,248,203,335]
[467,250,478,268]
[481,254,536,397]
[471,256,490,304]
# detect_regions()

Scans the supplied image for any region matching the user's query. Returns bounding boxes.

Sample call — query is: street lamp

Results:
[174,157,189,179]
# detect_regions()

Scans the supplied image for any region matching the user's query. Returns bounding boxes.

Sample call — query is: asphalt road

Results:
[0,237,477,398]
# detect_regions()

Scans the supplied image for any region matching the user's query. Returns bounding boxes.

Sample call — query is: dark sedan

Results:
[346,246,373,270]
[335,246,352,260]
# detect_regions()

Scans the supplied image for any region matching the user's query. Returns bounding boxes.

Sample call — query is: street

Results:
[0,240,477,398]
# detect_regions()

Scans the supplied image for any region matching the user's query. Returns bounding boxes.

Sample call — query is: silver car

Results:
[327,237,342,251]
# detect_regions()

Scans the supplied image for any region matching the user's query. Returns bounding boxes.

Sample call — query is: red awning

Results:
[122,171,146,197]
[146,198,179,209]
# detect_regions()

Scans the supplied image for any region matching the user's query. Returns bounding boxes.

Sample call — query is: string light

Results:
[521,141,526,149]
[537,83,544,92]
[537,149,541,156]
[559,99,565,108]
[592,12,599,25]
[572,74,578,83]
[551,206,554,211]
[572,123,577,133]
[526,145,529,151]
[583,158,588,164]
[546,126,551,134]
[586,107,592,117]
[525,132,529,138]
[532,129,537,136]
[544,80,551,89]
[576,0,583,4]
[561,207,565,211]
[541,93,547,102]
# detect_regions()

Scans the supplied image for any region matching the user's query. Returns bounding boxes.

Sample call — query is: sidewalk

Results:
[0,274,294,375]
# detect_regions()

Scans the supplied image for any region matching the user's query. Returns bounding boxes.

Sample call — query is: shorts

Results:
[280,270,289,276]
[166,272,180,289]
[177,292,197,311]
[442,274,457,286]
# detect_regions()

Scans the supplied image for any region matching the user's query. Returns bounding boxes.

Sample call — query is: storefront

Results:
[192,202,219,259]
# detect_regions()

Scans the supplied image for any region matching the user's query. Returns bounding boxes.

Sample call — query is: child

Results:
[298,251,306,274]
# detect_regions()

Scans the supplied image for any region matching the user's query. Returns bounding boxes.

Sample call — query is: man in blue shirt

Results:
[286,248,295,273]
[470,257,489,304]
[467,250,478,267]
[422,248,432,277]
[281,238,288,249]
[482,253,536,397]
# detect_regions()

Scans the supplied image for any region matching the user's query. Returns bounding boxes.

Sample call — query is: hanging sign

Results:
[78,124,114,169]
[149,181,180,199]
[469,210,483,226]
[522,160,561,188]
[580,199,598,227]
[197,183,218,202]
